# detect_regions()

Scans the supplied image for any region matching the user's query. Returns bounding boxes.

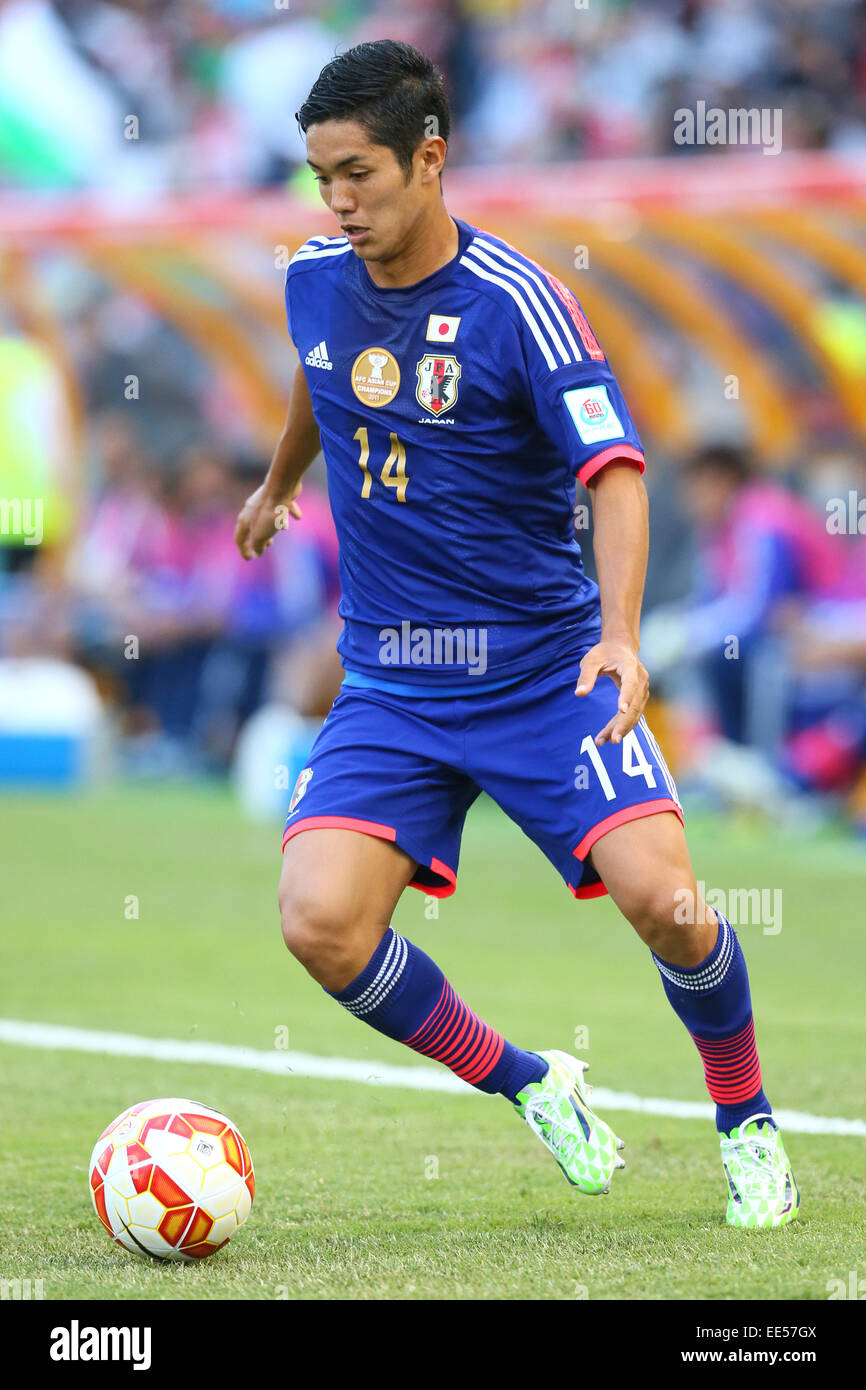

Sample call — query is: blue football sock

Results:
[652,910,773,1133]
[327,926,547,1101]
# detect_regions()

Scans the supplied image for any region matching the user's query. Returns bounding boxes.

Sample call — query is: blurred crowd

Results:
[0,412,342,772]
[639,443,866,831]
[3,383,866,824]
[2,0,866,829]
[1,0,866,191]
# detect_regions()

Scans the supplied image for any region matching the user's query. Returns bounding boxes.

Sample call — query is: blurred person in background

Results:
[773,448,866,810]
[265,468,343,719]
[69,419,199,763]
[70,411,173,611]
[218,0,338,186]
[68,426,342,769]
[179,446,340,766]
[72,292,208,465]
[641,443,843,747]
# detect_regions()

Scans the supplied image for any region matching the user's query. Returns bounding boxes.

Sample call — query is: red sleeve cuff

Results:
[578,444,645,486]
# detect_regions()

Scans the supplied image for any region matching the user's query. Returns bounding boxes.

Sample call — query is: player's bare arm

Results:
[234,363,320,560]
[576,461,650,746]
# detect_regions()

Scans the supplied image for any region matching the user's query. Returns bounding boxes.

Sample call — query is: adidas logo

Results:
[305,340,333,370]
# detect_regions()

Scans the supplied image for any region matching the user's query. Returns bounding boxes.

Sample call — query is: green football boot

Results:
[720,1114,800,1228]
[513,1049,626,1195]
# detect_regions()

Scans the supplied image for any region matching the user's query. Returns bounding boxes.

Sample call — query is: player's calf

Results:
[592,815,769,1125]
[279,828,626,1198]
[278,826,547,1094]
[589,810,797,1223]
[592,813,774,1128]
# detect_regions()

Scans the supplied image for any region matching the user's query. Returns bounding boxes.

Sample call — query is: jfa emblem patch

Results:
[289,767,313,813]
[416,354,461,415]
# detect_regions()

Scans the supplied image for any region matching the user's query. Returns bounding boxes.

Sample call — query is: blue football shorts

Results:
[282,650,683,900]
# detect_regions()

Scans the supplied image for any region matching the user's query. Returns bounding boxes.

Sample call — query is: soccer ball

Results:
[88,1098,254,1261]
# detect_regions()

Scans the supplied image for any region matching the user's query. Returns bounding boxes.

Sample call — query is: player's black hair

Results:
[685,443,752,485]
[296,40,451,181]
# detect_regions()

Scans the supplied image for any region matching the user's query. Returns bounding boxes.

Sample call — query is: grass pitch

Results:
[1,785,864,1300]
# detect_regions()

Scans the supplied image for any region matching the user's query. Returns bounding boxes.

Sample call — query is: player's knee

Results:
[620,877,706,956]
[622,884,676,948]
[278,875,352,979]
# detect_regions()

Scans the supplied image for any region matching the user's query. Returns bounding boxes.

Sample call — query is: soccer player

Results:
[235,40,798,1227]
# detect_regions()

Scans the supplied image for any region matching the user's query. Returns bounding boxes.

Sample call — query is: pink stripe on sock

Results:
[403,982,506,1085]
[691,1017,763,1105]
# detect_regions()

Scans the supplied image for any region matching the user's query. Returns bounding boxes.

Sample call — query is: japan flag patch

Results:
[426,314,461,343]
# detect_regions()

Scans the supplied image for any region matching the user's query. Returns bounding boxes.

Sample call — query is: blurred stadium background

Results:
[2,0,866,1303]
[1,0,866,823]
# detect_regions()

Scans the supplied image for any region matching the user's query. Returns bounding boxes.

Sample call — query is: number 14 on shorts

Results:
[575,723,678,803]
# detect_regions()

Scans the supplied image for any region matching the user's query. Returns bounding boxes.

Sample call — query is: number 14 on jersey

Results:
[354,427,408,503]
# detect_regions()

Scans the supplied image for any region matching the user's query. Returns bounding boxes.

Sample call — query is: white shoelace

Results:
[525,1098,584,1161]
[720,1112,782,1199]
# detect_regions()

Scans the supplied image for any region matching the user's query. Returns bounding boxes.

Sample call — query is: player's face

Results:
[305,120,433,262]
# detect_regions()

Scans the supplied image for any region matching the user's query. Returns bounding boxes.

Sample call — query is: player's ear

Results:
[418,136,447,184]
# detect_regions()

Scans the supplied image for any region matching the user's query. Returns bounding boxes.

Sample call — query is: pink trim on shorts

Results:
[572,797,684,865]
[281,815,457,898]
[569,880,609,900]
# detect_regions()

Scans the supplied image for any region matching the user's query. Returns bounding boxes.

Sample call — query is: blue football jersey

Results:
[285,216,645,688]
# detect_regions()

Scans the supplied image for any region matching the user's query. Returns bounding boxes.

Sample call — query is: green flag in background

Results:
[0,95,79,185]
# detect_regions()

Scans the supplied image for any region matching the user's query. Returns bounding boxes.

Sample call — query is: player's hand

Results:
[234,481,303,560]
[575,638,649,745]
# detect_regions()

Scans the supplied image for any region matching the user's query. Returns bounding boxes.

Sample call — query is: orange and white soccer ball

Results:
[89,1098,254,1261]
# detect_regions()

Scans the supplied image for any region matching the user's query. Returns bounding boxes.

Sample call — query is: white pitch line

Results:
[1,1018,864,1138]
